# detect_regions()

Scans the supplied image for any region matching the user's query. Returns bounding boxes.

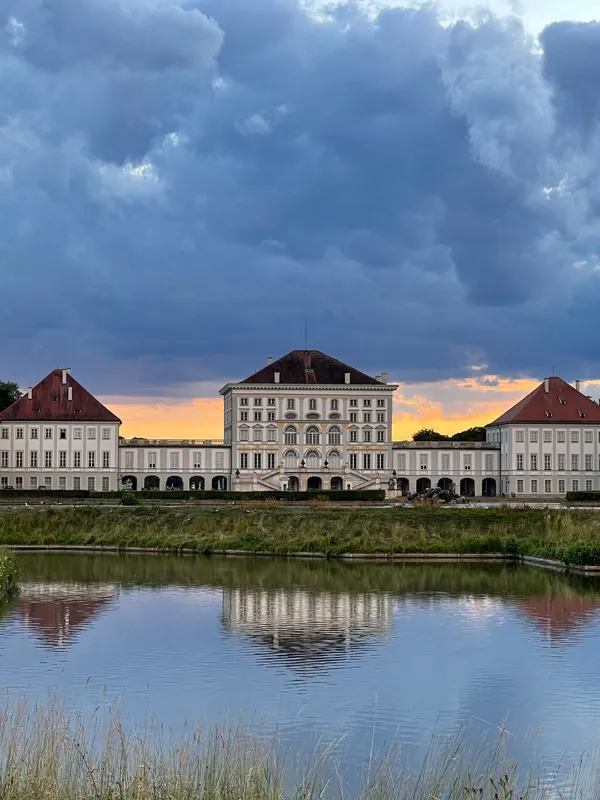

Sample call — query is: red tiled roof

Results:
[487,377,600,426]
[0,370,121,423]
[240,350,386,386]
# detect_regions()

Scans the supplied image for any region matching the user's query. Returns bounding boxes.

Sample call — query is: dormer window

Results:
[545,410,552,417]
[559,398,566,405]
[579,411,586,418]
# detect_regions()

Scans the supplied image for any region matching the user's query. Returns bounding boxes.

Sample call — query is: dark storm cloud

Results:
[1,0,600,393]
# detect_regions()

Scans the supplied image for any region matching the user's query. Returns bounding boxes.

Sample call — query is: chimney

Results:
[62,369,68,385]
[68,387,73,401]
[375,375,381,383]
[544,378,550,393]
[267,357,272,365]
[576,380,581,392]
[381,372,388,384]
[274,371,280,384]
[27,387,32,400]
[344,372,350,384]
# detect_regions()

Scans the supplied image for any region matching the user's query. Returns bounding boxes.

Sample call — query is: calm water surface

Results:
[2,553,600,773]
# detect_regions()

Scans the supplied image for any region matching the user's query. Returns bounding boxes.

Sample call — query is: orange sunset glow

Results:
[100,374,543,442]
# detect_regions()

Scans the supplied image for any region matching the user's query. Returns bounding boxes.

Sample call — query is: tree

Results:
[412,428,449,441]
[450,427,487,442]
[0,381,21,413]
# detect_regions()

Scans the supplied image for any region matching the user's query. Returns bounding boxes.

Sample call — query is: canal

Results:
[1,553,600,779]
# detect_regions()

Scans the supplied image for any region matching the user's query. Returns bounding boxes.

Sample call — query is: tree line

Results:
[412,426,487,442]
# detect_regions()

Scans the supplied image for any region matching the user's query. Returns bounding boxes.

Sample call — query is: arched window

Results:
[328,426,341,445]
[284,426,298,445]
[328,450,341,467]
[306,426,320,445]
[284,450,298,468]
[305,450,320,469]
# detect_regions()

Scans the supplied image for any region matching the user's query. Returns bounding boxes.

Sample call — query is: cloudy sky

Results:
[2,0,600,439]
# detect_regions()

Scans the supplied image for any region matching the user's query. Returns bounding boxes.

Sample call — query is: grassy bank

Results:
[0,700,593,799]
[3,505,600,565]
[0,550,17,600]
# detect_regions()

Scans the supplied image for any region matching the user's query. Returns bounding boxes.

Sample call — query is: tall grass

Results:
[0,700,595,799]
[0,550,17,600]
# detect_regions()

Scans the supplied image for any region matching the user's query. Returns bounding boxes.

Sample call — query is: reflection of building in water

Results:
[515,595,600,641]
[18,583,118,649]
[223,589,392,667]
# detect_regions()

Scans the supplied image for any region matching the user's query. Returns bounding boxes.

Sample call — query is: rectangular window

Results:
[73,451,81,468]
[254,412,262,422]
[531,479,538,493]
[517,479,524,493]
[102,477,110,491]
[30,451,38,468]
[59,451,67,468]
[516,430,524,442]
[516,454,524,470]
[530,430,538,443]
[557,431,565,443]
[350,454,358,469]
[331,399,338,410]
[44,428,52,440]
[253,428,262,441]
[73,427,82,440]
[287,399,295,410]
[15,451,23,468]
[397,453,406,471]
[530,454,538,471]
[73,477,81,490]
[558,479,565,493]
[543,430,552,443]
[363,399,371,407]
[442,453,450,471]
[363,453,371,469]
[572,479,579,491]
[267,453,276,470]
[16,428,23,440]
[557,453,565,470]
[30,427,39,440]
[240,411,248,421]
[545,480,552,493]
[30,476,38,489]
[420,453,428,470]
[586,454,593,471]
[377,413,385,423]
[102,428,111,440]
[148,452,157,469]
[485,454,494,472]
[464,454,472,471]
[239,428,249,442]
[87,427,96,440]
[544,453,552,470]
[254,398,262,406]
[571,430,579,443]
[88,477,96,491]
[0,451,8,468]
[240,453,248,470]
[586,479,593,491]
[377,430,385,443]
[309,398,317,410]
[267,398,276,406]
[59,476,66,490]
[59,428,67,440]
[240,398,248,407]
[376,453,385,470]
[267,428,276,442]
[44,477,52,489]
[0,428,8,440]
[215,452,225,469]
[350,413,358,422]
[363,413,371,423]
[349,399,357,407]
[267,412,275,422]
[170,452,179,470]
[254,452,262,470]
[585,430,593,443]
[44,451,52,468]
[363,429,372,443]
[571,454,579,471]
[349,430,357,443]
[193,452,202,469]
[102,451,110,468]
[0,477,7,488]
[88,452,96,468]
[15,477,22,489]
[124,452,134,470]
[377,399,385,408]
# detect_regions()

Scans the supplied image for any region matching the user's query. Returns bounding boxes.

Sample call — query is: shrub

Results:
[566,491,600,502]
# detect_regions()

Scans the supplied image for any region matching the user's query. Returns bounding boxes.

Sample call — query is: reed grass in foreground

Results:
[0,550,17,601]
[0,700,596,799]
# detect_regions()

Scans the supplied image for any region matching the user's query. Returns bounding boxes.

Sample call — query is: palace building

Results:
[0,351,597,497]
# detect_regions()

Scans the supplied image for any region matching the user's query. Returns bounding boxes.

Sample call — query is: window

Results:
[349,454,358,469]
[59,476,66,490]
[516,454,524,470]
[15,477,22,489]
[240,453,249,469]
[363,453,371,469]
[545,480,552,493]
[267,412,276,422]
[331,399,338,410]
[148,452,157,469]
[585,430,593,443]
[252,398,262,407]
[287,399,295,410]
[571,454,579,471]
[328,427,341,445]
[30,451,38,468]
[30,427,39,440]
[44,427,52,440]
[530,430,538,443]
[59,428,67,440]
[309,398,317,411]
[284,427,297,445]
[464,454,472,471]
[44,451,52,468]
[531,479,538,493]
[88,477,96,491]
[442,453,450,471]
[419,453,428,470]
[193,452,202,469]
[240,397,248,406]
[376,453,385,470]
[124,451,134,470]
[557,453,565,470]
[557,430,565,443]
[44,477,52,489]
[306,427,320,445]
[0,451,7,468]
[377,399,385,408]
[16,428,23,440]
[59,451,67,468]
[543,430,552,443]
[170,452,179,470]
[15,451,23,468]
[254,412,262,422]
[558,479,565,493]
[29,477,38,490]
[0,429,7,440]
[572,479,579,491]
[544,454,552,470]
[254,452,262,470]
[350,399,357,407]
[102,451,110,468]
[350,412,358,422]
[530,454,538,471]
[349,430,358,443]
[586,479,593,491]
[363,399,371,407]
[267,453,276,470]
[102,428,111,440]
[216,452,225,469]
[516,430,524,442]
[485,454,493,472]
[377,413,385,423]
[73,451,81,468]
[363,413,371,423]
[586,454,593,471]
[239,428,249,442]
[102,477,110,491]
[73,427,82,440]
[253,428,262,442]
[0,477,7,488]
[268,398,276,406]
[377,430,385,443]
[87,427,96,440]
[571,430,579,443]
[363,429,372,443]
[397,453,406,471]
[88,452,96,468]
[240,411,248,421]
